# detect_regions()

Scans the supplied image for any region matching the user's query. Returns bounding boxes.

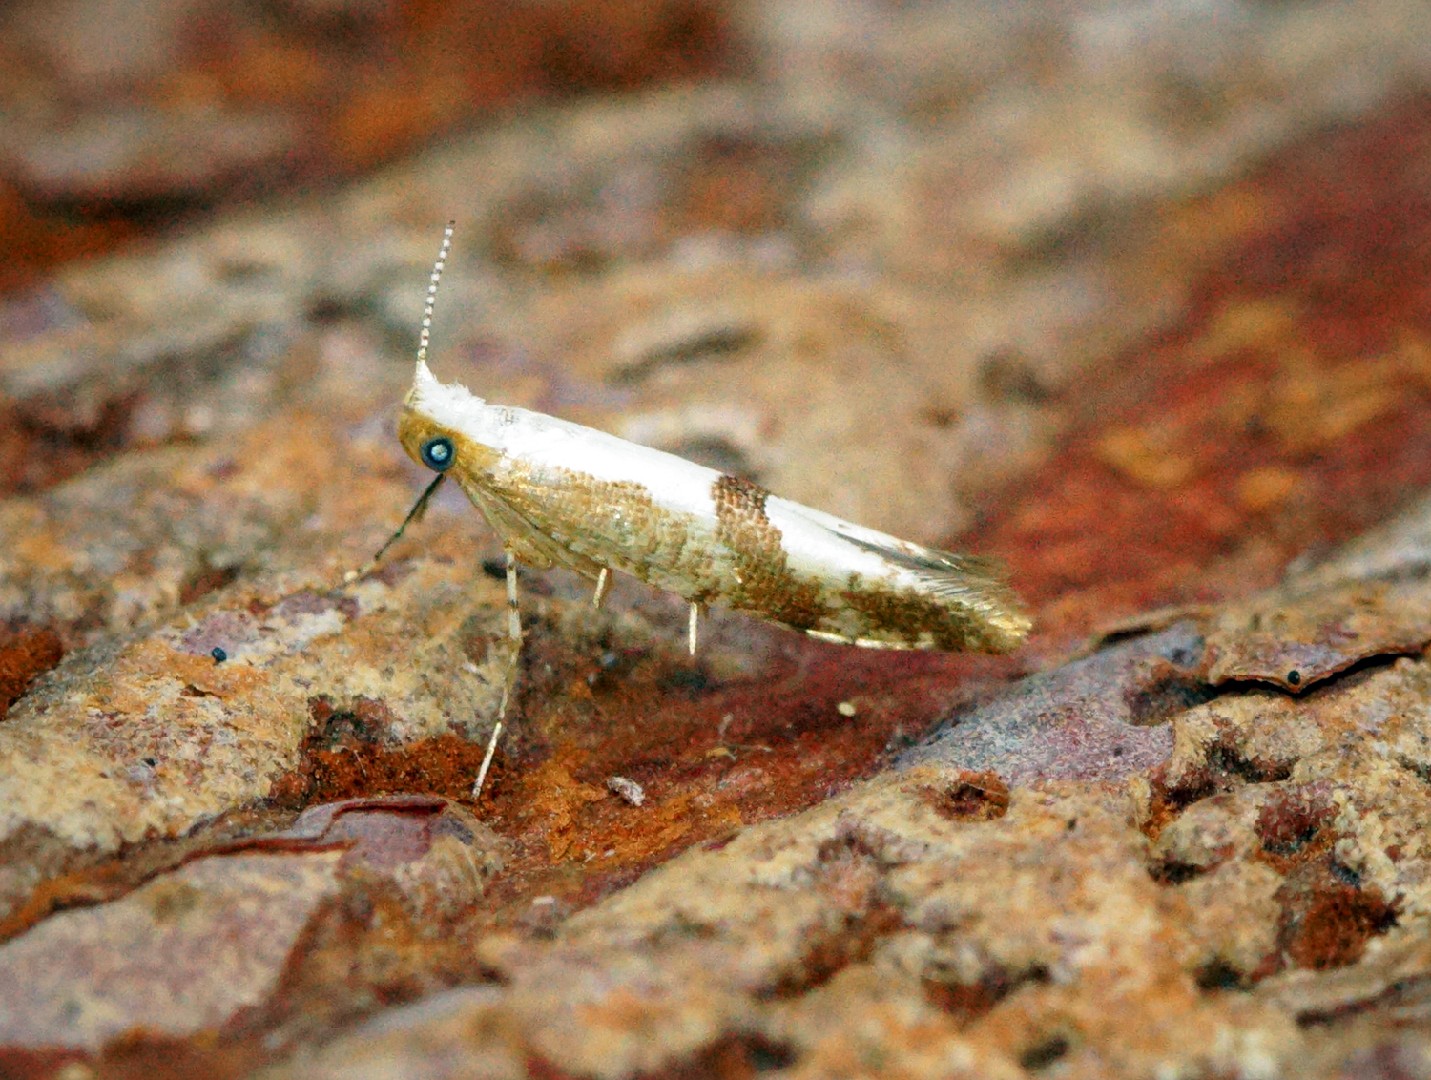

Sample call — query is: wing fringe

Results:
[838,531,1030,638]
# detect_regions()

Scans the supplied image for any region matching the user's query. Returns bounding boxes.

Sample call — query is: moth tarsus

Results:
[687,601,701,656]
[380,223,1031,799]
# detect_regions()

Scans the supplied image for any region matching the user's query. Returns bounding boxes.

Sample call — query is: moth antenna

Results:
[417,220,456,367]
[348,221,456,583]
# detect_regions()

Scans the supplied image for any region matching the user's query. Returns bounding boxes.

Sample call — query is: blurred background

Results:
[4,6,1431,1076]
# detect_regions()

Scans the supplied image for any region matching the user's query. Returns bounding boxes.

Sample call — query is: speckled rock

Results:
[3,1,1431,1077]
[0,851,345,1051]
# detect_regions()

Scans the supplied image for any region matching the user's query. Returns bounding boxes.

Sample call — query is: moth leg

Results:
[474,718,503,801]
[591,567,611,609]
[473,546,523,799]
[688,602,702,656]
[504,544,522,647]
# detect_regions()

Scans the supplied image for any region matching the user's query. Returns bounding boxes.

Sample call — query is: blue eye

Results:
[420,436,455,472]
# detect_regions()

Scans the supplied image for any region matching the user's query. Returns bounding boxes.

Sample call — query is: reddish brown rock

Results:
[2,3,1431,1078]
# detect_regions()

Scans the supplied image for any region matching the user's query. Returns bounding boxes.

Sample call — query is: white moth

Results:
[378,225,1030,795]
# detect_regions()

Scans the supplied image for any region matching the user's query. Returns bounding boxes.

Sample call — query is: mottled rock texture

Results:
[3,1,1431,1078]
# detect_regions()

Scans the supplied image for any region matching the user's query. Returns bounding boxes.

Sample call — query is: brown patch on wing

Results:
[712,474,830,630]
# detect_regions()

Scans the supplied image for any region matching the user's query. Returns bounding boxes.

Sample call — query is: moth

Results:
[378,225,1030,795]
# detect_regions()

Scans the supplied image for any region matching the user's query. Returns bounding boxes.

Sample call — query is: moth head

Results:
[373,223,503,566]
[397,401,460,476]
[397,361,498,478]
[400,359,454,462]
[395,223,499,478]
[381,375,501,566]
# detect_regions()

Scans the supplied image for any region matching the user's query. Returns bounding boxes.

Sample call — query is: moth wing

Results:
[777,501,1030,642]
[841,529,1029,634]
[841,526,1020,601]
[465,484,604,579]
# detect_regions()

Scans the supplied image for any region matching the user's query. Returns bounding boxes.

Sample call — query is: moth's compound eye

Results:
[420,435,456,472]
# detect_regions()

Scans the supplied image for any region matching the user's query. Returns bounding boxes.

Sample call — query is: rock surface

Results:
[2,2,1431,1077]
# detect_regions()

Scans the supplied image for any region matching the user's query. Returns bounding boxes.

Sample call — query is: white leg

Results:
[473,718,503,800]
[474,546,523,799]
[505,545,522,646]
[688,602,701,656]
[592,567,610,609]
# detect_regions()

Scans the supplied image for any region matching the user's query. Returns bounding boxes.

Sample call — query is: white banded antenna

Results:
[417,221,456,366]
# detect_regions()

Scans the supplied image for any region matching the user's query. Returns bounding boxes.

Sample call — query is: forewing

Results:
[837,530,1030,640]
[773,500,1031,650]
[463,482,604,579]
